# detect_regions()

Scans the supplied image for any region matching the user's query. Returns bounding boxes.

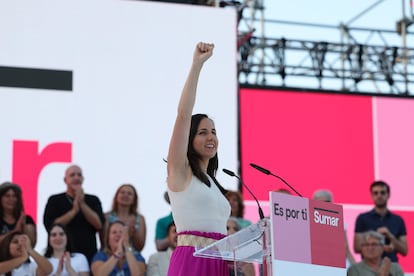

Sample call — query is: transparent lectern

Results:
[194,218,272,276]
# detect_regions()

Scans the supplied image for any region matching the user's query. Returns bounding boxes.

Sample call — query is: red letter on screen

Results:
[12,140,72,223]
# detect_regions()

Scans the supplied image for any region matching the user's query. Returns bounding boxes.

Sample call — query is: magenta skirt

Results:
[167,231,229,276]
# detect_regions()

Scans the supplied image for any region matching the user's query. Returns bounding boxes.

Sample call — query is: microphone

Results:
[249,163,303,197]
[223,168,265,220]
[250,163,270,175]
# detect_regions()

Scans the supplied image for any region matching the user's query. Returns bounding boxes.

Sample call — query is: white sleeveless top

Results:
[169,175,230,234]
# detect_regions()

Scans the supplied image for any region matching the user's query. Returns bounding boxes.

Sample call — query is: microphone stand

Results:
[222,168,265,220]
[223,168,271,276]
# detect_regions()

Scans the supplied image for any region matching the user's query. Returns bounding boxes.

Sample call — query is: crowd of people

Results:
[0,42,409,276]
[1,177,406,276]
[312,182,407,276]
[0,173,251,276]
[0,165,148,276]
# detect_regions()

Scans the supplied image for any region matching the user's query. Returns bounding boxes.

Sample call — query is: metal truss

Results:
[235,0,414,95]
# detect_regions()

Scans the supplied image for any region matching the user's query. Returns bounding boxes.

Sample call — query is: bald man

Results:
[43,164,105,263]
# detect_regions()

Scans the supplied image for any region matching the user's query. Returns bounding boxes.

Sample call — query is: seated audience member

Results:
[91,221,146,276]
[146,221,177,276]
[0,232,52,275]
[154,191,174,251]
[44,223,90,276]
[0,182,36,247]
[225,191,252,229]
[312,189,355,267]
[227,217,255,276]
[102,184,146,252]
[354,181,407,263]
[347,230,404,276]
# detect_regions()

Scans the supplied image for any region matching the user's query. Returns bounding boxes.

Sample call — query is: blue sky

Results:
[234,0,413,93]
[242,0,412,46]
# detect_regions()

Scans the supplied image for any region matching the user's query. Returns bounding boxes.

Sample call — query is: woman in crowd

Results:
[347,230,404,276]
[102,184,146,252]
[226,217,255,276]
[0,182,36,247]
[44,223,89,276]
[166,42,231,275]
[91,220,146,276]
[226,191,252,229]
[0,231,52,275]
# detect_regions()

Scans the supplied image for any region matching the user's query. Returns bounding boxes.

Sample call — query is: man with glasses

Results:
[353,181,408,262]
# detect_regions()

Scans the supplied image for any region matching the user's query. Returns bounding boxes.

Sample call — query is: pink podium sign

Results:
[270,192,346,275]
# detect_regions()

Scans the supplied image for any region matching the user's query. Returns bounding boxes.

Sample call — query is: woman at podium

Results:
[166,42,231,276]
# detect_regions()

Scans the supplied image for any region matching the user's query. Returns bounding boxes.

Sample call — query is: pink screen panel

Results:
[239,87,414,272]
[240,88,375,203]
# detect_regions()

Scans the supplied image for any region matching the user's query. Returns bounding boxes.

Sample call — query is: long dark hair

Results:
[0,231,29,276]
[0,182,24,221]
[188,114,227,195]
[44,224,73,258]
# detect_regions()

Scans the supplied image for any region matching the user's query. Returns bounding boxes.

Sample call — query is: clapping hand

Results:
[56,254,64,276]
[114,231,126,260]
[18,234,31,261]
[74,186,85,203]
[72,187,85,213]
[379,257,392,276]
[20,234,32,252]
[63,251,75,273]
[127,217,137,236]
[16,212,26,232]
[377,226,395,253]
[122,225,131,248]
[377,226,392,238]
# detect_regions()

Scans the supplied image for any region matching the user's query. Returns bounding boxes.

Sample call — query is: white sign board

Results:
[0,0,238,260]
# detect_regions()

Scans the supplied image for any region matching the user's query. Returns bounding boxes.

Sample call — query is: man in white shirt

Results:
[146,222,176,276]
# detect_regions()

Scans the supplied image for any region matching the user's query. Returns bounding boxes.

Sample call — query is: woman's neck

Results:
[52,249,65,258]
[199,159,209,174]
[115,206,131,219]
[3,211,16,223]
